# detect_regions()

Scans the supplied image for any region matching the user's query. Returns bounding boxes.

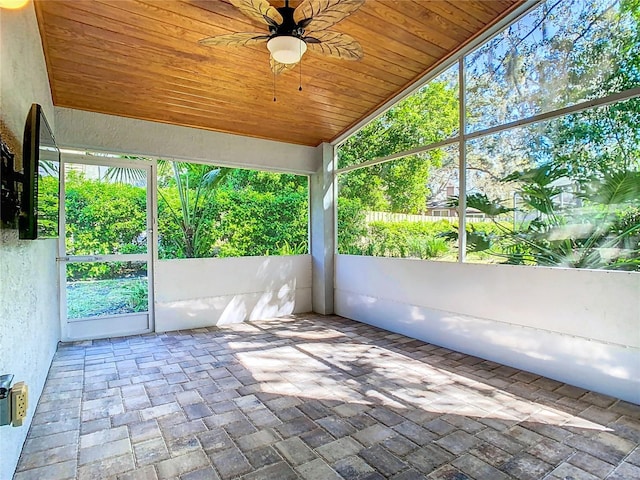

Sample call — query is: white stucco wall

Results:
[54,107,320,174]
[0,6,54,137]
[155,255,312,332]
[335,255,640,404]
[0,3,60,479]
[0,233,60,477]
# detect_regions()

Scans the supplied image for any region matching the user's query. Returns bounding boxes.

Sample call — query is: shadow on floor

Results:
[14,314,640,480]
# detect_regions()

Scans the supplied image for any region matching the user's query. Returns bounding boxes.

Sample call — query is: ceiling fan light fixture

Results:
[0,0,29,9]
[267,36,307,64]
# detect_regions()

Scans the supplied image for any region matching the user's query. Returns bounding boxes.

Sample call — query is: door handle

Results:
[57,255,103,262]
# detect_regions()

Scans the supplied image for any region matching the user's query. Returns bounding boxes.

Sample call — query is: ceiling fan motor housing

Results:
[269,5,307,39]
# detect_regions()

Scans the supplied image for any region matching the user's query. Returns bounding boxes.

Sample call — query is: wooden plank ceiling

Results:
[35,0,521,146]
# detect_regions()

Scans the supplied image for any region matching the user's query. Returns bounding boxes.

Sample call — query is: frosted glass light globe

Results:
[267,36,307,64]
[0,0,30,9]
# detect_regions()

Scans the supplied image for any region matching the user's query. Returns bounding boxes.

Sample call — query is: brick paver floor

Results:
[14,314,640,479]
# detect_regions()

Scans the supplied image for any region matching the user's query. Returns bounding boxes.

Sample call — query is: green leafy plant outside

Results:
[123,280,149,312]
[451,169,640,270]
[157,172,308,260]
[339,219,460,259]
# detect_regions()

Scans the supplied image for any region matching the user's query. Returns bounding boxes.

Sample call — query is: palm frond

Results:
[586,171,640,206]
[201,167,230,190]
[502,163,569,186]
[103,167,146,184]
[463,193,512,217]
[519,184,562,216]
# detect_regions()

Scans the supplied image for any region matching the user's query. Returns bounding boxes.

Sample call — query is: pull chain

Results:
[299,44,303,91]
[273,69,277,102]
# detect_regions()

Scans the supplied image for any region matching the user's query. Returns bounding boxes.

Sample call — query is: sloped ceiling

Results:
[35,0,521,146]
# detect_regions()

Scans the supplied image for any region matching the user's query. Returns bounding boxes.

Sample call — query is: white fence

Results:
[365,211,489,223]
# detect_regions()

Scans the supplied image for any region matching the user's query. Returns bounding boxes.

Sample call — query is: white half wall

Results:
[0,3,60,479]
[54,107,320,174]
[155,255,312,332]
[335,255,640,404]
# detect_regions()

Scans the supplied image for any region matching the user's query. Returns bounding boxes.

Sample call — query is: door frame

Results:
[58,154,156,341]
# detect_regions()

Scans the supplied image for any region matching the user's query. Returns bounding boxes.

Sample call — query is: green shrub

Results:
[158,170,309,259]
[407,236,450,259]
[337,197,368,254]
[210,188,308,258]
[123,280,148,312]
[339,219,456,258]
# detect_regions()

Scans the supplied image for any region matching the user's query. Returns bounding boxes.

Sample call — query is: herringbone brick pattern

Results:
[14,314,640,479]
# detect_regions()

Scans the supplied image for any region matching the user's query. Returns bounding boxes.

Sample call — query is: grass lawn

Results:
[67,277,148,319]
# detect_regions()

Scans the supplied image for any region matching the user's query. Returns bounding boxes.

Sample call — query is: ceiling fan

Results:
[199,0,365,75]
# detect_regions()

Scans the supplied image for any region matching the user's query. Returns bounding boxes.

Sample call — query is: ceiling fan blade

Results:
[305,31,363,60]
[199,33,270,47]
[270,56,297,75]
[293,0,364,32]
[230,0,283,27]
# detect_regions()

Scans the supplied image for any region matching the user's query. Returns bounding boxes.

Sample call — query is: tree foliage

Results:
[156,161,229,258]
[40,165,309,280]
[207,188,308,258]
[461,0,640,270]
[464,0,640,198]
[337,79,458,213]
[37,174,60,237]
[157,164,308,259]
[64,171,147,257]
[337,0,640,270]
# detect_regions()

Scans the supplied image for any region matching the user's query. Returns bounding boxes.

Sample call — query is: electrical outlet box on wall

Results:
[10,382,28,427]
